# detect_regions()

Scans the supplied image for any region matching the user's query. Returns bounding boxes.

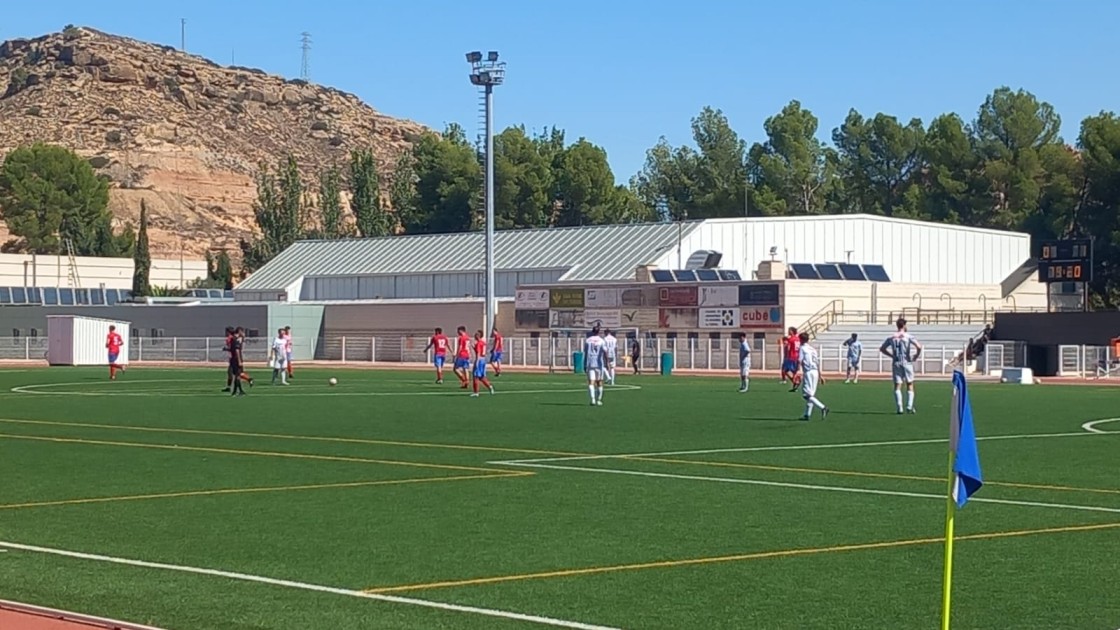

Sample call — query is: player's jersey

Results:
[800,344,820,373]
[106,332,122,353]
[882,332,917,366]
[283,333,292,353]
[272,336,286,358]
[603,335,618,360]
[456,334,471,359]
[846,340,863,361]
[784,335,801,361]
[229,336,243,365]
[584,335,606,370]
[739,340,751,364]
[473,338,487,361]
[431,334,449,356]
[223,334,234,355]
[491,333,503,353]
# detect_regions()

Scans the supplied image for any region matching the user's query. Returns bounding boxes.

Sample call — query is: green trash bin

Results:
[572,351,584,374]
[660,352,673,376]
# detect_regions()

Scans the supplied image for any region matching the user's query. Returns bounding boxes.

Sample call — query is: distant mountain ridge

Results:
[0,26,430,258]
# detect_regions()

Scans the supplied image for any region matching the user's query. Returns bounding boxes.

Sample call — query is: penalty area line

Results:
[0,541,620,630]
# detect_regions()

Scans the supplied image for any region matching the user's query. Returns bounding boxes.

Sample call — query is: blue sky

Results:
[4,0,1118,181]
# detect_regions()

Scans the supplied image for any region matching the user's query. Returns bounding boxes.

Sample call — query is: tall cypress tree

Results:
[132,200,151,296]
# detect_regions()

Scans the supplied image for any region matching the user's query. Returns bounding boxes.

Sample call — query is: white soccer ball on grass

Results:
[328,377,338,386]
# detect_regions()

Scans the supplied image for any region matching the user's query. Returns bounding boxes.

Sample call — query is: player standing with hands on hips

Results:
[602,329,618,385]
[880,317,922,414]
[584,327,607,406]
[843,333,862,383]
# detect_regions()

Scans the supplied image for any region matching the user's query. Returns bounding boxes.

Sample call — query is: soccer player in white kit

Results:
[584,326,607,406]
[843,333,863,383]
[737,332,751,392]
[880,317,922,414]
[269,329,288,385]
[798,332,829,420]
[602,329,618,385]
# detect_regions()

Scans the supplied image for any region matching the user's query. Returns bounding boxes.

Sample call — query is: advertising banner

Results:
[619,308,659,330]
[740,307,783,329]
[515,309,549,330]
[549,288,585,308]
[658,308,699,329]
[699,307,740,329]
[584,288,620,308]
[621,287,659,307]
[549,309,585,329]
[515,289,550,310]
[584,309,622,329]
[738,283,781,306]
[658,286,699,307]
[698,285,739,307]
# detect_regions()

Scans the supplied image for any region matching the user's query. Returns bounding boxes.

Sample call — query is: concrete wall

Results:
[0,304,268,338]
[0,253,208,290]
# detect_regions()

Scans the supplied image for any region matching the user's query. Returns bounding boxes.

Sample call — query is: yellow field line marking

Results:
[0,418,585,457]
[361,521,1120,594]
[0,433,513,475]
[0,472,531,511]
[627,456,1120,496]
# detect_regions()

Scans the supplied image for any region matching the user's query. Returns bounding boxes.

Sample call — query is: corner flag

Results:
[941,368,983,630]
[950,370,983,507]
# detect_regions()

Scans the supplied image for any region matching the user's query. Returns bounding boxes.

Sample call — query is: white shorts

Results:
[271,356,286,368]
[801,370,820,397]
[739,359,751,378]
[848,358,860,369]
[587,368,602,383]
[893,363,915,384]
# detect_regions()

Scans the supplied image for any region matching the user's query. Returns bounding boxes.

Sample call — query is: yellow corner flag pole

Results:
[940,448,957,630]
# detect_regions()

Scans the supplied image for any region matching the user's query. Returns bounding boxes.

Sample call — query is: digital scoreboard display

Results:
[1038,238,1092,283]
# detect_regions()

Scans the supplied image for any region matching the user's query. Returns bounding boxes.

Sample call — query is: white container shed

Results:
[47,315,132,366]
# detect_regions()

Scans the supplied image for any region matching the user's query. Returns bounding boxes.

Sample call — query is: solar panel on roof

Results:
[838,264,866,281]
[696,269,719,281]
[815,264,842,280]
[790,263,819,279]
[673,269,697,282]
[718,270,742,281]
[76,289,91,304]
[223,290,234,298]
[120,290,134,301]
[27,288,43,304]
[59,288,75,305]
[42,287,59,306]
[862,264,891,282]
[651,270,675,282]
[11,287,27,304]
[106,289,119,305]
[0,287,10,304]
[91,289,104,305]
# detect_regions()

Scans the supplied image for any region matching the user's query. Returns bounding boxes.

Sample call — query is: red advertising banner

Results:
[658,286,698,307]
[658,308,699,329]
[740,307,783,329]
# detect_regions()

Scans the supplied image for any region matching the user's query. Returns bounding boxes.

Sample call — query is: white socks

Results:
[907,391,915,410]
[894,390,904,411]
[596,385,604,401]
[588,385,596,403]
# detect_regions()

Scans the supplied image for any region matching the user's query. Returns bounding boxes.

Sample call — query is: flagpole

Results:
[940,447,957,630]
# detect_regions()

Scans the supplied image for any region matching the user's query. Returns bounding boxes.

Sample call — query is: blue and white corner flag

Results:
[950,370,983,507]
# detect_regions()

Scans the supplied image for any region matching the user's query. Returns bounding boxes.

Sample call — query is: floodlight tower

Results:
[467,50,505,337]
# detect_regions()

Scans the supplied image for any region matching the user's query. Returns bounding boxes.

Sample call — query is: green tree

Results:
[131,199,151,296]
[748,100,836,215]
[494,126,552,228]
[214,250,234,289]
[349,148,393,237]
[553,139,619,226]
[631,138,699,220]
[0,143,120,255]
[832,110,926,217]
[403,125,482,234]
[240,154,309,273]
[920,113,983,224]
[689,107,748,218]
[318,165,346,238]
[388,152,419,230]
[1076,112,1120,307]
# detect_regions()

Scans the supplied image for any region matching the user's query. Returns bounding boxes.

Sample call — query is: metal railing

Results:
[3,335,1108,378]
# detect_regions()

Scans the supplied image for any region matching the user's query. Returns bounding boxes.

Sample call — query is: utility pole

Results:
[300,32,312,81]
[180,19,186,52]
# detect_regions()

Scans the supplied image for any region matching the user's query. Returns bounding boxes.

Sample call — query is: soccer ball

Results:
[328,377,338,386]
[1000,377,1007,384]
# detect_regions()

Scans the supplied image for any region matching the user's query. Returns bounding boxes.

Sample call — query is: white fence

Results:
[1,336,1112,378]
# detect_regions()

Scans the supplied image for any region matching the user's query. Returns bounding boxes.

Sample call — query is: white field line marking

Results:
[494,431,1108,465]
[0,541,619,630]
[1082,418,1120,434]
[9,381,641,398]
[500,462,1120,516]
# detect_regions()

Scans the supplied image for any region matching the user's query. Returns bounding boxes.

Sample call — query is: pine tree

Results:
[132,200,151,296]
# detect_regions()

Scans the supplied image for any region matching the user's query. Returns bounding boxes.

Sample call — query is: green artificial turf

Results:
[0,366,1117,629]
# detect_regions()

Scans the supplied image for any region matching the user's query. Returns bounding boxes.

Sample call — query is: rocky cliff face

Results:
[0,27,429,259]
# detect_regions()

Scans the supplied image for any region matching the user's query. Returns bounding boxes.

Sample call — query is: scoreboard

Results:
[1038,238,1092,283]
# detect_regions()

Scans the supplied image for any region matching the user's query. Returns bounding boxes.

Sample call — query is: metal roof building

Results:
[234,222,701,302]
[234,214,1033,302]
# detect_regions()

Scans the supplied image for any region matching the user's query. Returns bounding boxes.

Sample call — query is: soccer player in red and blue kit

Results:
[424,327,450,384]
[489,327,504,376]
[106,325,125,380]
[781,326,803,392]
[470,330,494,397]
[453,326,471,388]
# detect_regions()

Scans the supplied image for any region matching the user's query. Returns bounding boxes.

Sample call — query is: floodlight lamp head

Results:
[487,50,499,62]
[466,51,482,63]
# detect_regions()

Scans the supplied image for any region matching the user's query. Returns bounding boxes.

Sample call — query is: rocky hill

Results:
[0,26,429,258]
